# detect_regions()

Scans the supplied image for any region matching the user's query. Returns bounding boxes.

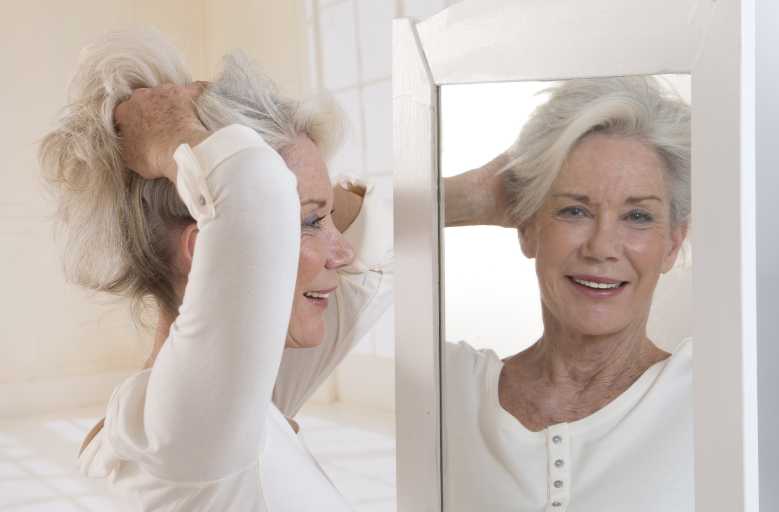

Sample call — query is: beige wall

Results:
[203,0,310,97]
[0,0,309,415]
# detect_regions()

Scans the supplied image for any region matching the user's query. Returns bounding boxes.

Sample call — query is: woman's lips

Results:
[302,286,336,309]
[566,275,628,298]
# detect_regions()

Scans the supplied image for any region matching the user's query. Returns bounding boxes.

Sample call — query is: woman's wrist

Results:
[163,126,211,183]
[182,126,211,149]
[444,172,486,227]
[332,182,365,233]
[444,152,511,227]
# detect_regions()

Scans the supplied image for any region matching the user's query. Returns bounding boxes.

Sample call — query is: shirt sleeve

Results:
[103,124,301,483]
[272,175,393,417]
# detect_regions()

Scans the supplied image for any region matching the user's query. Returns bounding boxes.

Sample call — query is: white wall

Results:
[0,0,311,417]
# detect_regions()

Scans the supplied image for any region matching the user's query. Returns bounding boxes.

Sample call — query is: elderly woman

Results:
[40,29,507,511]
[444,77,691,511]
[39,30,394,511]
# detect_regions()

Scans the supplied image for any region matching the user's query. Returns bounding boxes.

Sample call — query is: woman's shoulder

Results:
[668,337,693,367]
[443,342,504,420]
[78,370,153,463]
[661,337,693,385]
[109,369,154,418]
[677,336,693,351]
[445,341,503,381]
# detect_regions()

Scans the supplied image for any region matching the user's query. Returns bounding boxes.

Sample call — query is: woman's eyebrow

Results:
[551,193,663,204]
[626,195,662,204]
[552,192,590,203]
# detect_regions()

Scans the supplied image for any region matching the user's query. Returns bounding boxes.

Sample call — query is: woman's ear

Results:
[179,222,199,275]
[661,222,689,273]
[517,220,538,259]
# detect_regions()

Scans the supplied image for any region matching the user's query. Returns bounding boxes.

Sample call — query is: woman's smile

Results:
[520,133,686,337]
[566,274,629,299]
[302,286,337,308]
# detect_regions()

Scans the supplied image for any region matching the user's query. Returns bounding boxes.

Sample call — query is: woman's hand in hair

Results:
[444,151,513,228]
[114,83,210,183]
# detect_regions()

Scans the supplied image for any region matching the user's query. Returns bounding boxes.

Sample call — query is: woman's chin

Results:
[284,328,325,349]
[578,326,625,338]
[543,308,637,340]
[552,302,635,336]
[563,314,632,338]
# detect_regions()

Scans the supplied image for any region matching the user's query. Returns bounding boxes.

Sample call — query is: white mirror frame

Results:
[393,1,762,511]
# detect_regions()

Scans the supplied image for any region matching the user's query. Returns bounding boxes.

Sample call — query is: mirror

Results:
[394,1,759,509]
[440,74,692,510]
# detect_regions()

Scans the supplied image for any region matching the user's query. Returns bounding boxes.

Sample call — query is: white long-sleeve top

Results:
[444,338,693,512]
[79,124,393,512]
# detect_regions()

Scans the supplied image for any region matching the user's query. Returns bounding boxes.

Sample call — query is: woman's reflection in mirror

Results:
[444,76,692,511]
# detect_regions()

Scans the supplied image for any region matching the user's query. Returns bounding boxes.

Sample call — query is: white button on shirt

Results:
[79,125,393,512]
[444,338,694,512]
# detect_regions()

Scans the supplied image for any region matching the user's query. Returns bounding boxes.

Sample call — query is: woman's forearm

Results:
[145,126,301,482]
[444,171,487,227]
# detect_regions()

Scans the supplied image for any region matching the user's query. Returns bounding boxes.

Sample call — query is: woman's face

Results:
[519,133,687,338]
[280,135,355,348]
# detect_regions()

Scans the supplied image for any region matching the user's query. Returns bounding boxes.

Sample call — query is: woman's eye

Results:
[625,209,654,224]
[303,215,326,229]
[302,209,334,231]
[558,206,589,218]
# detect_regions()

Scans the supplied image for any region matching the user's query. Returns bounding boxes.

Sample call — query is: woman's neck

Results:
[499,310,669,431]
[529,312,667,387]
[143,308,175,370]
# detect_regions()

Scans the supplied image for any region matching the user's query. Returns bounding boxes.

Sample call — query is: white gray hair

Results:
[503,76,690,227]
[39,28,340,325]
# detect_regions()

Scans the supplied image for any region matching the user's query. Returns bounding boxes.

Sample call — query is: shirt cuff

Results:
[173,124,270,223]
[338,174,393,273]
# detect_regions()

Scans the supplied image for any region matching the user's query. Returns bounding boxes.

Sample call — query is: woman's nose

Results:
[326,233,355,270]
[581,217,621,262]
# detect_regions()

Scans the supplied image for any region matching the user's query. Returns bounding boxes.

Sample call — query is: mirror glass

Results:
[440,75,692,509]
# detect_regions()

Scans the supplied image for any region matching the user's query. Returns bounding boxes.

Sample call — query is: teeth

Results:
[573,278,621,289]
[304,291,330,299]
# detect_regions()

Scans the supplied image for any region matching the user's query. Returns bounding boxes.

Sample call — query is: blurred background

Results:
[0,1,461,510]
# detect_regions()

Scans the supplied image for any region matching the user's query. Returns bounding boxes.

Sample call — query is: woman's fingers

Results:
[113,83,210,181]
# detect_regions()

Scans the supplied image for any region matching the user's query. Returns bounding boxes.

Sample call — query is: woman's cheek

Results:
[623,229,668,271]
[298,237,326,282]
[536,220,583,262]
